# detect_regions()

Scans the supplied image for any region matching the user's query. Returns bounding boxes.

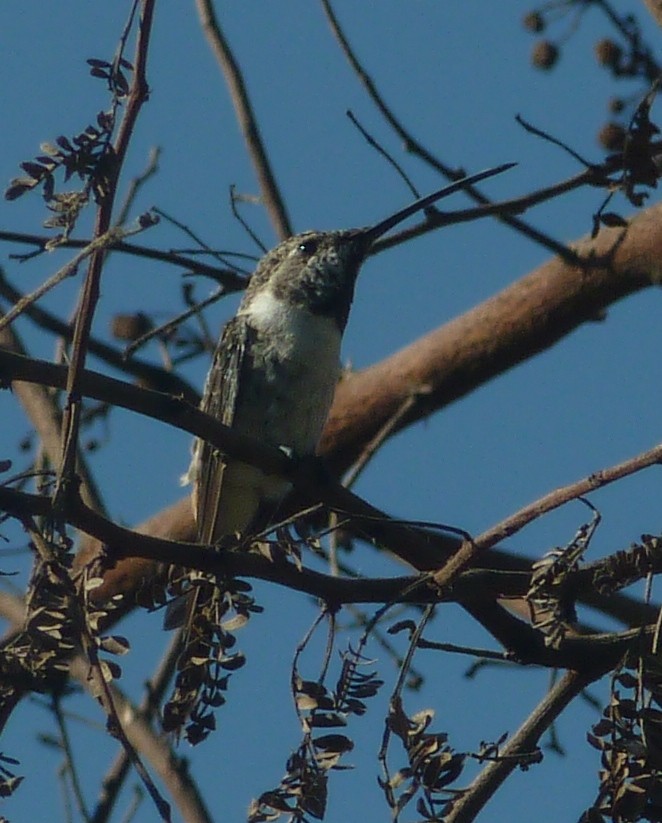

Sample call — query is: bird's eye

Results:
[297,238,318,256]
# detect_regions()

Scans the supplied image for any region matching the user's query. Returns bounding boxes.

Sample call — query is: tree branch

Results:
[0,268,199,403]
[0,484,656,674]
[53,0,156,513]
[194,0,292,240]
[322,202,662,473]
[0,311,106,515]
[0,229,249,286]
[446,667,607,823]
[321,0,588,261]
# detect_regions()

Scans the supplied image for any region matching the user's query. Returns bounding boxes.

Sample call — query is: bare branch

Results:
[432,441,662,589]
[322,201,662,474]
[0,310,106,515]
[321,0,581,260]
[0,591,211,823]
[194,0,292,240]
[445,669,606,823]
[0,222,153,335]
[642,0,662,30]
[0,481,659,673]
[54,0,157,514]
[0,269,199,402]
[90,636,195,823]
[0,229,249,286]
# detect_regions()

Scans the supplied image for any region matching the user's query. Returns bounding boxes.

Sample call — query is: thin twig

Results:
[0,229,249,286]
[153,206,252,272]
[416,637,509,661]
[122,285,225,360]
[53,694,92,823]
[0,314,107,515]
[342,393,418,489]
[0,224,148,334]
[345,604,426,688]
[118,787,143,823]
[378,603,435,816]
[320,0,591,262]
[23,515,171,822]
[516,114,596,168]
[114,147,161,228]
[291,608,329,726]
[432,441,662,590]
[370,164,608,255]
[0,585,210,823]
[229,185,268,253]
[346,109,420,199]
[195,0,292,240]
[81,643,172,822]
[53,0,156,514]
[91,634,188,823]
[444,668,606,823]
[329,391,420,596]
[0,268,198,404]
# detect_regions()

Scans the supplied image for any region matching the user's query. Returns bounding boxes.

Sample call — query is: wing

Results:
[163,319,250,634]
[164,318,259,726]
[192,315,252,545]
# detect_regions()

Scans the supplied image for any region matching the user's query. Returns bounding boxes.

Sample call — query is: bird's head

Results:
[243,162,515,330]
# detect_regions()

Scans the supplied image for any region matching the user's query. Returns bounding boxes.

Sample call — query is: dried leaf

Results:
[312,734,354,753]
[99,658,122,683]
[56,135,74,151]
[99,635,130,656]
[219,652,246,671]
[0,775,24,798]
[221,613,249,632]
[388,619,417,635]
[20,161,47,179]
[39,142,61,157]
[5,178,36,200]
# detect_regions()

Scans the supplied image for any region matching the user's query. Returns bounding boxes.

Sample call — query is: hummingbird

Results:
[164,163,514,739]
[188,162,514,546]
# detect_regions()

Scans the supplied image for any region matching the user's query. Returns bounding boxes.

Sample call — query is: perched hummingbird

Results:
[165,163,513,738]
[188,163,514,546]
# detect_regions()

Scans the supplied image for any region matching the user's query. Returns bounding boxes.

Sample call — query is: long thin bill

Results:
[363,161,516,243]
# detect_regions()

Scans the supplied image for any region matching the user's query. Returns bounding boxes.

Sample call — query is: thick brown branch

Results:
[642,0,662,30]
[5,198,662,629]
[321,203,662,472]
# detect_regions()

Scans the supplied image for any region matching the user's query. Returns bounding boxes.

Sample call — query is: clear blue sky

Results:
[1,2,661,821]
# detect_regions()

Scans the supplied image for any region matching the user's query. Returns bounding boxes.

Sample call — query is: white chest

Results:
[242,288,341,363]
[238,289,343,453]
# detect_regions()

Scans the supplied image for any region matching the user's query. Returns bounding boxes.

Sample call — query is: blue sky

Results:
[1,2,661,821]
